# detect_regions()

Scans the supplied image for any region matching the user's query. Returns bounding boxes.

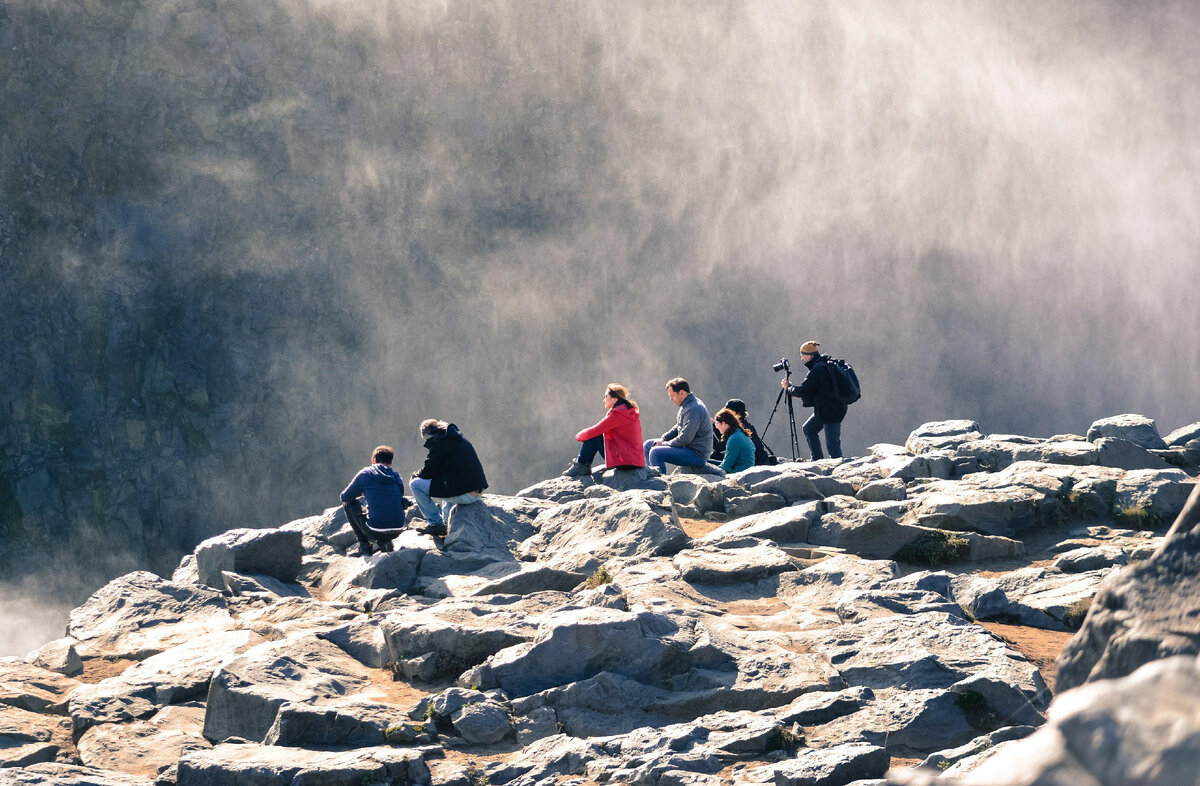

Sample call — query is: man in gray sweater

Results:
[643,377,715,473]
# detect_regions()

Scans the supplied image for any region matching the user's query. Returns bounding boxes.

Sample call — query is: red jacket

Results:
[575,404,645,468]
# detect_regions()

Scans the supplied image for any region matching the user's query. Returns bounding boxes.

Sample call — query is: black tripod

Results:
[761,360,801,461]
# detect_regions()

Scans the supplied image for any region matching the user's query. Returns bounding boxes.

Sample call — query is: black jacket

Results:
[786,354,848,424]
[414,423,489,497]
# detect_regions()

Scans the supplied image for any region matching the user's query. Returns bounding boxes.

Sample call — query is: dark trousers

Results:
[342,500,404,547]
[803,415,842,460]
[576,435,606,464]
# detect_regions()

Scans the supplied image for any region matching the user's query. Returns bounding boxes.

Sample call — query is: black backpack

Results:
[825,358,862,405]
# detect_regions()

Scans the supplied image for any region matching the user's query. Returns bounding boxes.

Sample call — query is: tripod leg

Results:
[760,386,788,442]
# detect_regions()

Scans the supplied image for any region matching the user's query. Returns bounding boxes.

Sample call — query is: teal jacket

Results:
[721,428,755,473]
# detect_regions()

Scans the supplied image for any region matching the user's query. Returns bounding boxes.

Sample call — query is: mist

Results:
[2,1,1198,655]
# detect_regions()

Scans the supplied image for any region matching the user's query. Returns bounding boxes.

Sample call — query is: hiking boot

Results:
[423,523,447,538]
[353,542,376,557]
[561,460,592,477]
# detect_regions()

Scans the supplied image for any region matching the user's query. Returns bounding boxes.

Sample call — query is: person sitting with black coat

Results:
[409,419,488,536]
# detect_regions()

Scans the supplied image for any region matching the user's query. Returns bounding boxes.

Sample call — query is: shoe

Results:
[561,461,592,477]
[420,523,447,538]
[353,542,376,557]
[378,539,394,553]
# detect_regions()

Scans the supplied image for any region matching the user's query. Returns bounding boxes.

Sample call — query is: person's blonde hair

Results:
[606,383,638,412]
[419,419,447,439]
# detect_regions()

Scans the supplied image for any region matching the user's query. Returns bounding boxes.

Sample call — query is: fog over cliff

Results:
[1,0,1197,653]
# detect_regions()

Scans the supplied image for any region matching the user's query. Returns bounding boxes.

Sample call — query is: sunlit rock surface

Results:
[1,420,1197,783]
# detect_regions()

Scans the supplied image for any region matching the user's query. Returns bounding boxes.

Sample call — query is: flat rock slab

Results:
[758,741,890,786]
[194,527,303,588]
[66,571,233,659]
[0,763,154,785]
[176,743,430,786]
[70,629,263,734]
[952,566,1112,631]
[202,635,379,744]
[0,659,81,715]
[673,543,800,584]
[76,704,210,778]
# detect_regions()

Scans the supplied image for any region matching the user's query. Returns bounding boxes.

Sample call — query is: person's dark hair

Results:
[606,383,639,412]
[372,445,394,464]
[714,408,750,437]
[666,377,690,394]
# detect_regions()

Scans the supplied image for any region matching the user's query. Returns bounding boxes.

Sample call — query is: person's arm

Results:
[340,470,364,503]
[723,432,752,472]
[413,447,440,480]
[576,408,619,442]
[666,403,702,448]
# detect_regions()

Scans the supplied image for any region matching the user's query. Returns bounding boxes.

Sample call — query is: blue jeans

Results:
[577,435,605,464]
[643,440,707,473]
[803,415,842,460]
[410,476,481,525]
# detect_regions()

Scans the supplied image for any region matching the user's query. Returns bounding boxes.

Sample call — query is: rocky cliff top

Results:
[2,414,1199,785]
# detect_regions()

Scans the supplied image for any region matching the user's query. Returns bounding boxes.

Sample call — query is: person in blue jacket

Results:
[341,445,409,556]
[712,408,755,473]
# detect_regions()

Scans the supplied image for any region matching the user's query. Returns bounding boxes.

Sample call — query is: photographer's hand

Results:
[780,378,789,389]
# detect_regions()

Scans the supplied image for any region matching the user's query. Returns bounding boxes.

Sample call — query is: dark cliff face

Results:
[2,1,1197,596]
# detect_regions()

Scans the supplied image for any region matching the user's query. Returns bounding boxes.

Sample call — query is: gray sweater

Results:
[661,393,714,459]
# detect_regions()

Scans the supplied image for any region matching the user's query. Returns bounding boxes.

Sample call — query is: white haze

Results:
[2,0,1198,655]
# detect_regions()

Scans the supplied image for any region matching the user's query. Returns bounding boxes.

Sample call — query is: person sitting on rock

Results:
[562,383,646,477]
[712,407,755,474]
[340,445,410,556]
[643,377,715,474]
[720,398,776,466]
[410,419,488,537]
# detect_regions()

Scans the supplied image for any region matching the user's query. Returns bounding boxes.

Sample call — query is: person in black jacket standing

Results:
[409,419,488,536]
[781,340,847,460]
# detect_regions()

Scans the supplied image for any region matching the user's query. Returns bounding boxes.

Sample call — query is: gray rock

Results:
[745,470,825,504]
[518,468,667,503]
[202,635,377,743]
[807,689,975,751]
[1056,483,1200,692]
[318,616,388,668]
[442,495,541,569]
[467,563,589,596]
[319,547,423,599]
[915,724,1036,772]
[0,659,82,715]
[768,742,890,786]
[76,704,209,777]
[218,571,310,598]
[194,527,303,589]
[951,566,1111,631]
[897,656,1200,786]
[772,687,873,726]
[0,704,65,767]
[725,492,788,518]
[514,705,561,745]
[519,491,689,574]
[1113,468,1196,520]
[176,743,430,785]
[1095,437,1172,470]
[808,509,935,560]
[1165,421,1200,448]
[857,479,907,502]
[700,502,820,546]
[0,763,155,785]
[464,606,731,698]
[262,700,398,747]
[451,699,512,744]
[905,421,983,454]
[66,571,233,659]
[26,638,82,677]
[70,629,263,735]
[1086,413,1167,449]
[673,543,800,585]
[1051,545,1127,573]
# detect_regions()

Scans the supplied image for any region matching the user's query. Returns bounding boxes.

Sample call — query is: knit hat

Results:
[800,340,820,355]
[723,398,747,417]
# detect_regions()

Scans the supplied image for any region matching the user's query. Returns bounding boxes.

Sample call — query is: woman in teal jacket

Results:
[713,408,754,473]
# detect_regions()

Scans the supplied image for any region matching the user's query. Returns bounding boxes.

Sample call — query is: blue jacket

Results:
[661,393,713,459]
[720,428,755,473]
[341,464,407,527]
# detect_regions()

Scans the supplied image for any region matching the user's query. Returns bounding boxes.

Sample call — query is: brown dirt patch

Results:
[679,516,723,539]
[981,622,1075,693]
[79,656,138,683]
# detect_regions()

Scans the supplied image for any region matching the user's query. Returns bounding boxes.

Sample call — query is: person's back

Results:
[342,463,408,527]
[677,393,714,459]
[418,423,488,497]
[721,428,755,473]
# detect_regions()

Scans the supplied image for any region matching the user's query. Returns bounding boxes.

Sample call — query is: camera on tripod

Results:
[772,358,790,374]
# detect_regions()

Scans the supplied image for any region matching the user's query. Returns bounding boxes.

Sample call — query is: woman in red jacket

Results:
[561,383,646,476]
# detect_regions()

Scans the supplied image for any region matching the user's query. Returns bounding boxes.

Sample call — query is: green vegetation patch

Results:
[1114,501,1161,529]
[893,529,971,567]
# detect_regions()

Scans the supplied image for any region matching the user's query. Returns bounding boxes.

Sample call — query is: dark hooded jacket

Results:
[414,423,489,497]
[786,354,848,424]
